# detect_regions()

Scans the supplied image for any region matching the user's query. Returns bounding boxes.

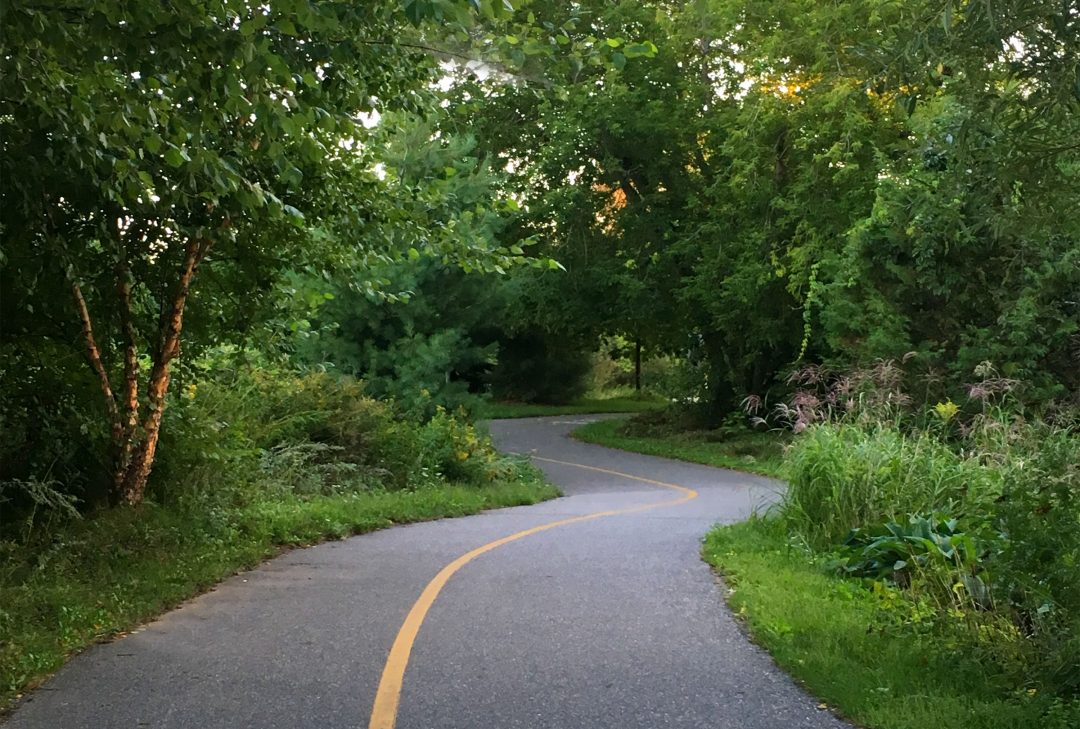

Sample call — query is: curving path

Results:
[7,416,850,729]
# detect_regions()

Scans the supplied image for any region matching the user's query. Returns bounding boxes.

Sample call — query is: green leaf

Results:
[623,41,657,59]
[404,0,425,26]
[164,146,186,168]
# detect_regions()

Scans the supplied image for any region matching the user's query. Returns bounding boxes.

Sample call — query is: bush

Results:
[0,342,115,509]
[418,407,517,484]
[989,425,1080,695]
[154,367,422,506]
[780,414,1080,700]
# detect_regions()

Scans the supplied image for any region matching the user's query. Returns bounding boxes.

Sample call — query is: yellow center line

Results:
[366,455,698,729]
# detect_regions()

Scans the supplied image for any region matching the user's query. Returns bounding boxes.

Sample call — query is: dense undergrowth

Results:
[0,363,557,708]
[704,363,1079,727]
[778,415,1080,700]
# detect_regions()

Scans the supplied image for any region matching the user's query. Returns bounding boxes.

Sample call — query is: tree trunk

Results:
[114,229,141,493]
[634,339,642,392]
[116,237,210,505]
[701,333,738,427]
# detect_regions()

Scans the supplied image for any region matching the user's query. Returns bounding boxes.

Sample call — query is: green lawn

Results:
[1,473,558,709]
[571,417,785,478]
[703,519,1078,729]
[480,396,666,419]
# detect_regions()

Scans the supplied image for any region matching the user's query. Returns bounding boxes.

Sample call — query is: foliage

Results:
[778,408,1080,704]
[417,406,516,484]
[781,423,995,548]
[989,426,1080,695]
[291,258,507,420]
[837,513,992,612]
[155,363,424,502]
[0,0,650,503]
[0,343,116,506]
[3,1,376,501]
[486,331,593,404]
[839,513,979,580]
[451,0,1079,420]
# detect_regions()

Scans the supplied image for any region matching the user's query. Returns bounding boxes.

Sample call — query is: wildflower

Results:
[933,400,959,422]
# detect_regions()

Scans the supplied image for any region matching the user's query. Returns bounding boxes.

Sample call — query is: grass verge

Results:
[703,518,1078,729]
[1,471,558,710]
[571,417,785,478]
[480,396,665,420]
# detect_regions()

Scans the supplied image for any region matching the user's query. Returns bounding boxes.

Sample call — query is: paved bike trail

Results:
[7,415,849,729]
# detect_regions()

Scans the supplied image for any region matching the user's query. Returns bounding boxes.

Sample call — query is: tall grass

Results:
[779,412,1080,701]
[705,360,1080,722]
[782,422,1002,548]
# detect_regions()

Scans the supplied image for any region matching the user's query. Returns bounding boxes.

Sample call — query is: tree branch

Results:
[113,221,141,471]
[70,276,120,430]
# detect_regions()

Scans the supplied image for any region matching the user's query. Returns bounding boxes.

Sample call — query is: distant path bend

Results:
[8,415,851,729]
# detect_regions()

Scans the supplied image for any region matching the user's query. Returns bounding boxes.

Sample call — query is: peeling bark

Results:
[71,278,121,442]
[114,256,140,491]
[117,237,211,505]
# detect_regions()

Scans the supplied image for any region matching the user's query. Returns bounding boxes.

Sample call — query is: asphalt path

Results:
[8,415,851,729]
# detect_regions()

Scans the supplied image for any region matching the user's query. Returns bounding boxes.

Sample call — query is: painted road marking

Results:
[366,456,698,729]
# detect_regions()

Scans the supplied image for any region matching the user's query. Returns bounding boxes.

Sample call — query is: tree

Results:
[455,0,1078,418]
[0,0,526,504]
[447,1,691,373]
[289,121,519,417]
[815,1,1080,400]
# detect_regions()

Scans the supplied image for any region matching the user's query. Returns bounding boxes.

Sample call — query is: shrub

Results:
[0,343,115,509]
[988,425,1080,695]
[418,407,515,484]
[781,413,1080,699]
[153,366,423,505]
